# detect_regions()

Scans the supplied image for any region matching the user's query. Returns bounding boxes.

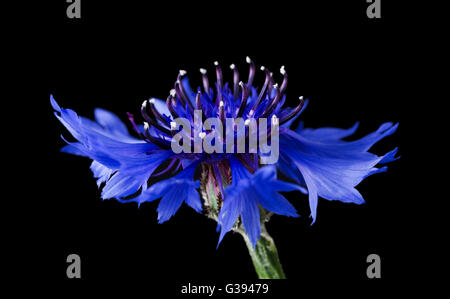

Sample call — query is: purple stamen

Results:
[195,91,207,121]
[251,66,271,113]
[148,98,169,126]
[218,100,225,123]
[260,84,281,118]
[143,123,171,149]
[127,112,145,138]
[230,64,240,99]
[141,101,172,135]
[280,66,288,94]
[246,56,256,86]
[279,97,305,125]
[195,91,203,110]
[236,82,249,119]
[151,158,179,177]
[214,62,224,105]
[214,61,223,92]
[268,71,275,95]
[166,94,180,119]
[175,80,194,114]
[200,68,210,97]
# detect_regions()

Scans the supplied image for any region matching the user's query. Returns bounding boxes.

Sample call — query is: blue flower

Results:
[52,57,399,248]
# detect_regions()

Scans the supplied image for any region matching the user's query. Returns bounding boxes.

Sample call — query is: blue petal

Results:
[60,135,121,168]
[181,78,196,107]
[53,96,158,159]
[277,152,307,192]
[281,99,309,128]
[185,180,202,213]
[94,108,131,139]
[279,122,399,223]
[253,166,301,217]
[156,164,201,223]
[217,159,299,248]
[151,98,172,119]
[339,122,399,152]
[61,143,87,157]
[50,94,61,112]
[101,172,142,199]
[117,150,173,177]
[217,190,242,246]
[364,166,388,179]
[157,187,186,223]
[121,162,202,222]
[101,150,173,199]
[52,95,169,200]
[379,147,400,163]
[297,122,359,142]
[90,161,114,188]
[240,192,261,248]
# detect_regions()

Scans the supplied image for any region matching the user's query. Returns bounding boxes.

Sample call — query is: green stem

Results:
[239,223,286,279]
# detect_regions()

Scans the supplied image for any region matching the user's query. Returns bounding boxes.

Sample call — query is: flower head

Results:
[52,57,399,248]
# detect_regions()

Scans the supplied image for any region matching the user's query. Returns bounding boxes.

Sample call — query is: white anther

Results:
[199,132,206,139]
[170,89,176,97]
[246,56,251,63]
[214,61,219,66]
[149,98,156,104]
[219,101,224,107]
[170,121,177,130]
[239,81,244,86]
[260,66,265,71]
[272,115,279,125]
[144,122,149,130]
[248,109,254,117]
[280,65,286,75]
[199,68,207,74]
[141,100,147,108]
[299,96,304,100]
[230,64,235,70]
[273,83,279,88]
[244,119,251,126]
[179,70,187,76]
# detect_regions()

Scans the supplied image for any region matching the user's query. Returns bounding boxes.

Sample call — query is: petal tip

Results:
[50,94,61,112]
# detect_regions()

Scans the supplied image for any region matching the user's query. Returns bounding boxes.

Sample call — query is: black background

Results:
[14,0,429,295]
